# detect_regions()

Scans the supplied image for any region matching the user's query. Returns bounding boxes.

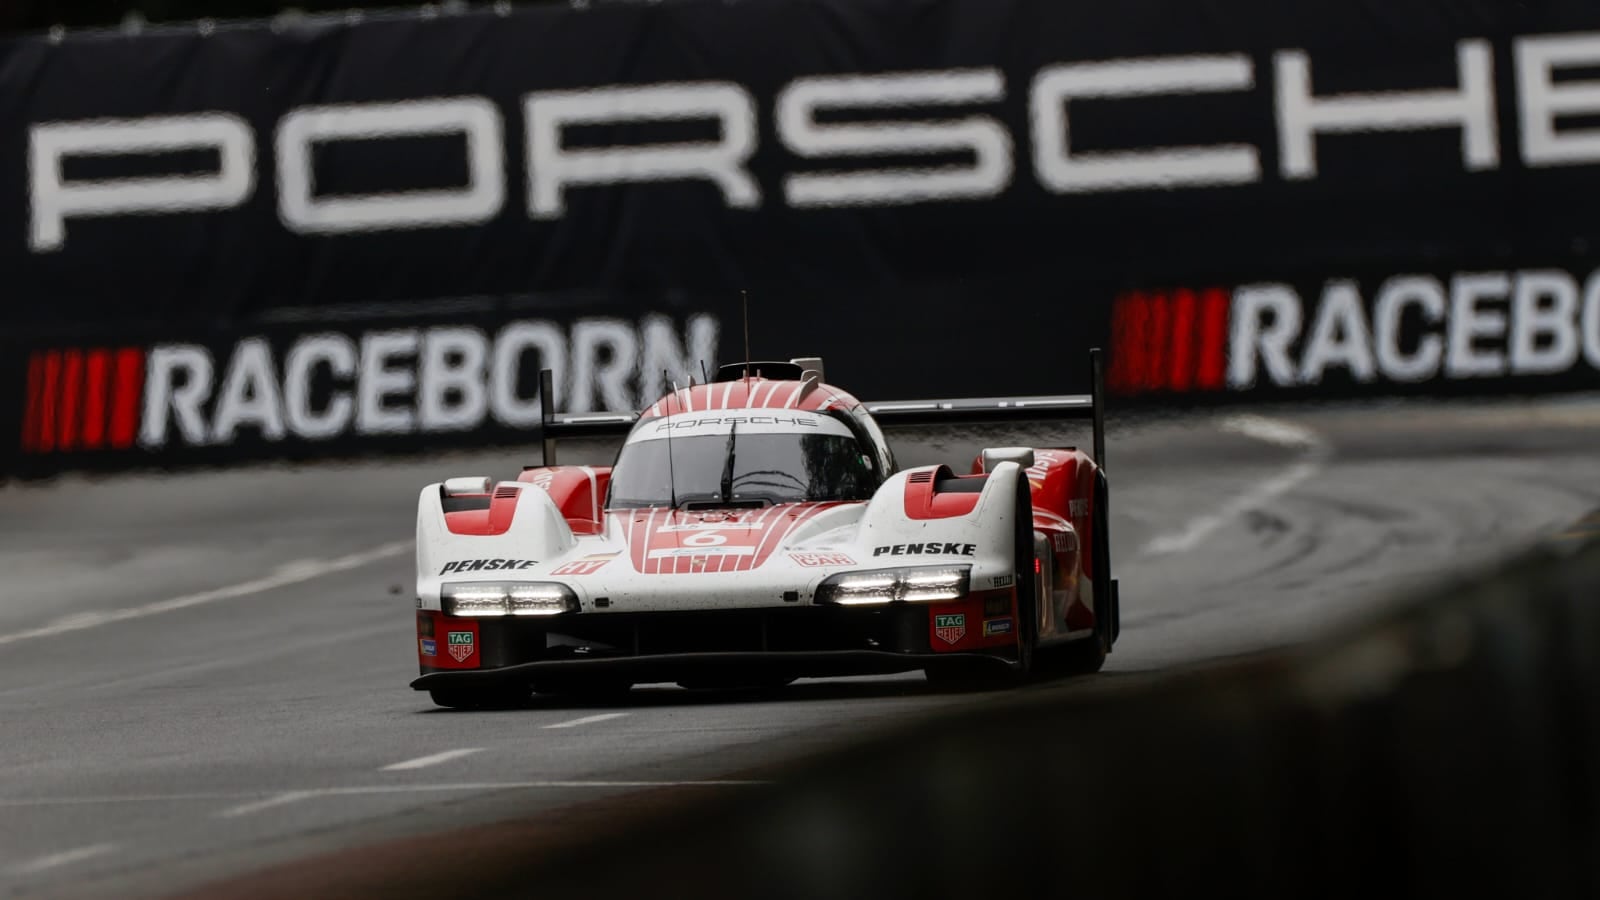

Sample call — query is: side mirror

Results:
[980,447,1035,471]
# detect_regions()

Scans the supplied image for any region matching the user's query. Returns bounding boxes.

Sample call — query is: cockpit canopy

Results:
[606,411,879,509]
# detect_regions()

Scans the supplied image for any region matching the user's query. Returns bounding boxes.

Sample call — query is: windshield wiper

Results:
[719,420,738,503]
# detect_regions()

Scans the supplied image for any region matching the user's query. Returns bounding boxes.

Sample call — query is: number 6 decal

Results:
[682,531,729,547]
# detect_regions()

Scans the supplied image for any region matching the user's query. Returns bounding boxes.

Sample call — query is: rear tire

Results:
[1056,633,1108,675]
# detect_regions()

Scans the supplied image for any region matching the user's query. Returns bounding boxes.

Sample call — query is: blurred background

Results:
[1,1,1597,898]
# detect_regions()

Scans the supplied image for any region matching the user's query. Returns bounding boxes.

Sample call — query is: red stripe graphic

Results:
[1167,289,1197,393]
[1108,292,1150,394]
[21,353,45,452]
[1144,292,1171,391]
[109,348,145,449]
[57,349,84,451]
[37,351,61,453]
[1196,288,1229,390]
[81,350,110,450]
[1108,286,1232,395]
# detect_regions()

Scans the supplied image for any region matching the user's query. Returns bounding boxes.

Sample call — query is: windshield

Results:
[607,414,879,508]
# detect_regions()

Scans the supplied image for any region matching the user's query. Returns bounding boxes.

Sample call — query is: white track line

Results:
[212,780,766,818]
[216,791,315,819]
[10,843,119,875]
[542,712,630,729]
[0,540,410,647]
[380,748,484,771]
[1138,414,1330,557]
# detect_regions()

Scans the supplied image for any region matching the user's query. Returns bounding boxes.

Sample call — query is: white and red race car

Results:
[410,351,1120,708]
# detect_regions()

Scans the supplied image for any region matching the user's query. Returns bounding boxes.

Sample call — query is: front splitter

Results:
[411,648,1013,690]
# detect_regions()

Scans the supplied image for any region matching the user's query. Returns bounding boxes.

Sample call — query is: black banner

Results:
[5,0,1600,476]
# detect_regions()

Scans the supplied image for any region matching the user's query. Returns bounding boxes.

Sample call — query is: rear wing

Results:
[862,348,1108,470]
[530,349,1108,471]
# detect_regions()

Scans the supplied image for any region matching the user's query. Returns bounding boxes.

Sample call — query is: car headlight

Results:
[441,582,579,616]
[815,565,971,605]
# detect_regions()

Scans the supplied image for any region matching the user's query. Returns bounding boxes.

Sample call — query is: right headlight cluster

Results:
[814,565,971,606]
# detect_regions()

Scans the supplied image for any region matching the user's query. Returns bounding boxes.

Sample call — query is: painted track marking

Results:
[10,843,119,875]
[217,791,315,819]
[543,712,630,729]
[0,541,410,647]
[380,748,484,771]
[1138,414,1330,557]
[208,780,768,818]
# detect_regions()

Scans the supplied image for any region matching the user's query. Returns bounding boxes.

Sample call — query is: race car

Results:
[410,350,1119,708]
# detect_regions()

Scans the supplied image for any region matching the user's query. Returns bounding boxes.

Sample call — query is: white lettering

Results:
[1582,270,1600,370]
[29,114,254,252]
[1031,55,1259,192]
[1445,272,1511,378]
[525,83,759,218]
[276,98,504,234]
[418,326,489,431]
[569,318,639,413]
[1276,40,1498,179]
[490,321,566,427]
[1509,270,1580,375]
[358,330,418,434]
[1227,284,1302,388]
[283,333,357,440]
[1298,280,1375,383]
[777,69,1012,206]
[210,337,286,442]
[1516,34,1600,167]
[1373,275,1446,382]
[140,345,214,449]
[638,313,720,406]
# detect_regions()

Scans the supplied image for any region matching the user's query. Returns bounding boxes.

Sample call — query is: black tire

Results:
[1010,467,1039,679]
[428,684,529,710]
[1055,633,1108,675]
[1093,469,1119,648]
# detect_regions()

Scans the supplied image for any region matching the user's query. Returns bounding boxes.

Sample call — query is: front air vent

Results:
[493,485,520,500]
[908,471,934,484]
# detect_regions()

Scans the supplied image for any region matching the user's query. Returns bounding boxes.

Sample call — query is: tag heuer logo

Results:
[447,631,474,662]
[934,613,966,645]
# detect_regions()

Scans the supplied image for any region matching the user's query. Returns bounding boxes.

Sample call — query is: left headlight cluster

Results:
[814,565,971,606]
[442,582,579,616]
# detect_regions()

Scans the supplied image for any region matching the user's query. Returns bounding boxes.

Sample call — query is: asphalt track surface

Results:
[3,393,1600,899]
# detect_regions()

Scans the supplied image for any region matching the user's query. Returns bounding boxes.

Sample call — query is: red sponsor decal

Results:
[788,552,855,567]
[418,612,479,670]
[933,613,966,645]
[551,554,617,576]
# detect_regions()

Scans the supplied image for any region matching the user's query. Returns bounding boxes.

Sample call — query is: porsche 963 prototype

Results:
[410,351,1120,708]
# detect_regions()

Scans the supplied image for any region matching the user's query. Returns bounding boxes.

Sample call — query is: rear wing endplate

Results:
[530,348,1108,471]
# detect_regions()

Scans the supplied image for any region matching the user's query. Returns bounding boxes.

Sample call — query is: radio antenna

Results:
[699,358,710,385]
[664,370,679,510]
[741,289,751,384]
